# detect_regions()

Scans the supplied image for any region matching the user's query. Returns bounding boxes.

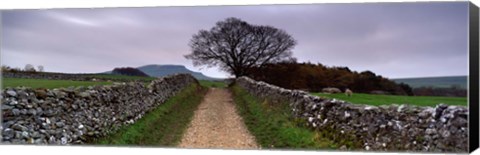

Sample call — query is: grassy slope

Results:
[311,92,467,107]
[90,74,157,81]
[94,83,207,146]
[2,78,113,89]
[231,85,338,150]
[2,73,156,89]
[199,80,227,88]
[392,76,467,89]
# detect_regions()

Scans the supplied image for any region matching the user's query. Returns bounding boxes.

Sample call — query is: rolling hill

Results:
[392,76,467,89]
[103,64,222,81]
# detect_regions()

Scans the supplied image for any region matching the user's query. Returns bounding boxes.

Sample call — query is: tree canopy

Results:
[185,17,297,77]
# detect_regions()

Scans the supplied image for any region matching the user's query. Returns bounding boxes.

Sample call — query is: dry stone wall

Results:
[1,74,197,145]
[235,77,469,152]
[2,72,149,82]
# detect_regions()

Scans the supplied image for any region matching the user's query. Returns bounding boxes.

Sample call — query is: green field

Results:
[392,76,467,89]
[94,83,206,146]
[90,74,157,81]
[3,76,227,90]
[2,74,156,89]
[199,80,227,88]
[311,92,467,107]
[2,78,113,89]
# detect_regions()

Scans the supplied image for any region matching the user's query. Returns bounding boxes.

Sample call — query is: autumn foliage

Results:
[247,62,414,95]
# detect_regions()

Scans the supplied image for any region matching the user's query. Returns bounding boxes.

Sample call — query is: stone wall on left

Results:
[1,74,198,145]
[2,72,151,82]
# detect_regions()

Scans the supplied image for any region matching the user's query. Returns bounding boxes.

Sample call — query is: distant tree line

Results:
[246,62,467,97]
[246,62,414,96]
[1,64,44,73]
[111,67,149,77]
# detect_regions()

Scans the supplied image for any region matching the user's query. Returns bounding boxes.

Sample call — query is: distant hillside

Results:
[136,64,221,81]
[111,67,149,77]
[102,65,221,80]
[392,76,467,89]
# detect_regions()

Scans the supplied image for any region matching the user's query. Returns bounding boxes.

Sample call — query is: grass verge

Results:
[93,83,207,146]
[311,92,467,107]
[231,85,338,150]
[2,78,113,89]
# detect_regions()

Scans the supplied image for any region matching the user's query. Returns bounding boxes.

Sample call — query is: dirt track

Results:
[178,88,259,149]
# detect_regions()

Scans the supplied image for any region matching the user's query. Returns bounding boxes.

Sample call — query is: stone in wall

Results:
[235,76,468,153]
[1,74,198,145]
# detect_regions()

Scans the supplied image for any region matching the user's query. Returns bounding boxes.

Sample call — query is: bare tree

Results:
[24,64,36,72]
[185,17,297,78]
[37,65,44,72]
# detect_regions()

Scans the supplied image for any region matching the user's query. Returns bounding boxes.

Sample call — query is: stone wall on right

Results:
[235,76,469,152]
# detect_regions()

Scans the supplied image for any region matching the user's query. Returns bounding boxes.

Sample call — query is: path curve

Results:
[178,88,259,149]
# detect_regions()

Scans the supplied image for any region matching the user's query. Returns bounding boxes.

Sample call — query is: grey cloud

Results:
[1,2,469,78]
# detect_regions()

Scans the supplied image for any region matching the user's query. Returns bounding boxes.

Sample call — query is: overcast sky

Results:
[1,2,469,79]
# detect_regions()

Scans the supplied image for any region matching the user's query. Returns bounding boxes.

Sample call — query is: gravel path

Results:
[178,88,259,149]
